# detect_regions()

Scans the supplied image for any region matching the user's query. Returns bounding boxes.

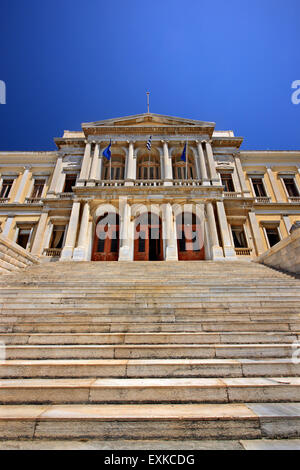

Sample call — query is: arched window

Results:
[137,154,161,180]
[172,154,196,180]
[103,156,125,180]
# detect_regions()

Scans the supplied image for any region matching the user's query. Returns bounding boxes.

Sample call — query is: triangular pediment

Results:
[82,113,215,129]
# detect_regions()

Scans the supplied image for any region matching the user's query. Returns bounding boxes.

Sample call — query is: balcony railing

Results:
[173,179,202,187]
[255,196,271,203]
[25,197,43,204]
[134,179,164,187]
[224,192,240,198]
[59,192,74,199]
[44,248,62,257]
[235,247,252,256]
[288,197,300,203]
[95,180,126,187]
[0,198,9,204]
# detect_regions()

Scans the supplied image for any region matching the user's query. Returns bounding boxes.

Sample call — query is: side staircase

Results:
[0,260,299,442]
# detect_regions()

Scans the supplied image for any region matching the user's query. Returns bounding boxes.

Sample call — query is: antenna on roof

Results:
[146,92,150,114]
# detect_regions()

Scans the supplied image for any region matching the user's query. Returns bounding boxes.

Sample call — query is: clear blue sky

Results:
[0,0,299,151]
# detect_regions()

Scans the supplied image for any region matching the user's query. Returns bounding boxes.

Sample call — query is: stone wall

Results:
[256,226,300,274]
[0,234,39,273]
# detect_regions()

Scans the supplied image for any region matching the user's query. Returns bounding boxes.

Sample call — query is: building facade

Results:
[0,113,299,262]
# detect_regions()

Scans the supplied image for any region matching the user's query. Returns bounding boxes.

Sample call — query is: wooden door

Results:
[134,214,163,261]
[177,215,205,260]
[92,214,119,261]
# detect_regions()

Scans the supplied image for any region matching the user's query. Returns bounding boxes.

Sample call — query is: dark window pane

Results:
[266,228,280,247]
[138,237,145,252]
[97,238,105,252]
[179,231,186,251]
[110,231,118,252]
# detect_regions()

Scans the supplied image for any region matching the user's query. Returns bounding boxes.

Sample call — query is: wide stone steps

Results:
[0,377,299,404]
[0,260,299,443]
[1,331,298,344]
[2,343,295,360]
[1,403,300,440]
[1,358,300,379]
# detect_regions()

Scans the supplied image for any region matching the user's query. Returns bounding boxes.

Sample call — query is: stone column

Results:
[206,202,224,259]
[231,167,242,194]
[283,215,292,235]
[234,155,251,197]
[31,211,49,255]
[119,197,132,261]
[163,141,173,186]
[73,201,90,261]
[197,141,210,185]
[164,203,178,260]
[60,201,81,260]
[125,141,136,185]
[266,166,284,202]
[87,143,100,186]
[77,143,92,187]
[205,141,219,186]
[2,216,14,238]
[216,201,236,258]
[48,155,63,197]
[248,211,264,255]
[13,166,31,203]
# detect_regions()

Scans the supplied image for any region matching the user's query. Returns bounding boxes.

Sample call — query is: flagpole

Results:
[186,140,188,180]
[110,142,112,180]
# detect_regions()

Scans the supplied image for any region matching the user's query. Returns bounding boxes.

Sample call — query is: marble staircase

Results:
[0,260,299,441]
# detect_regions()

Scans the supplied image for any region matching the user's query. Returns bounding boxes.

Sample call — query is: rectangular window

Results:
[265,227,280,247]
[251,178,267,197]
[31,178,46,198]
[231,226,247,248]
[0,179,14,198]
[63,174,77,193]
[50,226,66,249]
[282,178,299,197]
[16,228,32,249]
[220,173,235,192]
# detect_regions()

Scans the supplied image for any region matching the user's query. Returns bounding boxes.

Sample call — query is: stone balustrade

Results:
[0,233,39,273]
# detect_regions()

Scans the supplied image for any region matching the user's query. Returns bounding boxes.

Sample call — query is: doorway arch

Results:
[92,212,119,261]
[134,212,163,261]
[176,212,205,260]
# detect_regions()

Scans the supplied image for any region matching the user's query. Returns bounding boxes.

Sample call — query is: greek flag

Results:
[146,136,152,151]
[102,140,112,160]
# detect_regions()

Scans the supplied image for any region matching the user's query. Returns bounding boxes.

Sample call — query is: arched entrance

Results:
[176,212,205,260]
[92,212,119,261]
[134,212,163,261]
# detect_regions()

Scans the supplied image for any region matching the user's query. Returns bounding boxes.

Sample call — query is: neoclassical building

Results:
[0,113,299,262]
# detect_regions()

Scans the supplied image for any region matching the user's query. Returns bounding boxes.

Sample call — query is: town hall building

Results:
[0,112,299,263]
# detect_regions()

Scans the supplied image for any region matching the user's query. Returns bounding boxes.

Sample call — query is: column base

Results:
[223,245,237,259]
[72,246,87,261]
[119,245,132,261]
[60,246,74,261]
[165,245,178,261]
[211,245,224,260]
[202,180,211,186]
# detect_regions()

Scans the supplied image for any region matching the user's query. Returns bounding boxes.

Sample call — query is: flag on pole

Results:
[146,136,152,151]
[103,140,112,160]
[180,142,187,162]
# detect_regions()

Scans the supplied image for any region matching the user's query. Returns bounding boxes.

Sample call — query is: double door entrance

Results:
[134,213,163,261]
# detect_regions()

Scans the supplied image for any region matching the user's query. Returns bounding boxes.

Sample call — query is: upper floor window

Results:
[103,156,125,180]
[0,179,14,198]
[231,226,247,248]
[172,155,196,180]
[282,177,299,197]
[63,174,77,193]
[31,178,46,198]
[220,173,235,192]
[251,177,267,197]
[138,155,160,180]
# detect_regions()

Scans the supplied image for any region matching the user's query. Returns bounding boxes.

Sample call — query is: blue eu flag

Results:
[180,143,187,162]
[103,140,112,160]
